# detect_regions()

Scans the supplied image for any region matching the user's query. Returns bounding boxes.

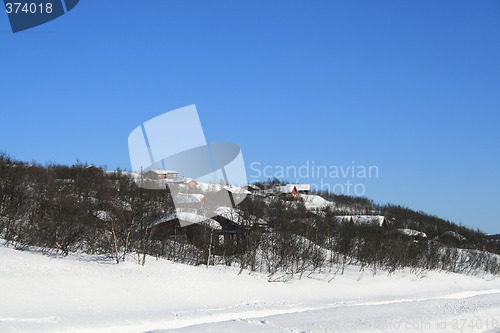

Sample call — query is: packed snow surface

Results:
[1,240,499,333]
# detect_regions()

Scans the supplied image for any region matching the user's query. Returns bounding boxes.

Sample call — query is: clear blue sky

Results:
[1,1,499,233]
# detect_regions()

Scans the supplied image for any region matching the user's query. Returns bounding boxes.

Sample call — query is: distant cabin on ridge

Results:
[183,177,199,188]
[242,184,263,194]
[269,184,311,195]
[144,169,179,180]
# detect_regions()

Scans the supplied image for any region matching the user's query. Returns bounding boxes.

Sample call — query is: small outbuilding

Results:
[183,177,199,188]
[243,184,263,194]
[144,169,179,180]
[272,184,311,195]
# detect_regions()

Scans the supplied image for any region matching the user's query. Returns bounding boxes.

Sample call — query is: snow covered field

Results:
[1,240,499,333]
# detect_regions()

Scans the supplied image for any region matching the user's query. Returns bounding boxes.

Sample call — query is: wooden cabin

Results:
[272,184,311,195]
[243,184,263,195]
[144,169,179,180]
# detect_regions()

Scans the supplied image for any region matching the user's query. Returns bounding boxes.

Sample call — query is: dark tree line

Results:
[0,154,498,276]
[0,153,170,263]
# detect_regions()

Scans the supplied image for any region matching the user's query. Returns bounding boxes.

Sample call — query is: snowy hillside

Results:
[1,240,499,333]
[1,158,500,332]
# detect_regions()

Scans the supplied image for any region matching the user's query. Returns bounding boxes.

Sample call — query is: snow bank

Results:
[0,241,499,333]
[223,185,251,194]
[176,212,221,230]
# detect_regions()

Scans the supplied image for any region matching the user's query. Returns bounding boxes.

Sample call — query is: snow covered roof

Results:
[334,215,388,227]
[177,212,221,230]
[300,194,334,210]
[214,207,267,226]
[222,185,251,194]
[147,212,221,230]
[353,216,387,227]
[146,169,179,175]
[334,216,354,223]
[273,184,310,194]
[244,184,262,191]
[196,182,223,193]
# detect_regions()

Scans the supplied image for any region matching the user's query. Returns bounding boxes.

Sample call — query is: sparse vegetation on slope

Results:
[0,154,498,276]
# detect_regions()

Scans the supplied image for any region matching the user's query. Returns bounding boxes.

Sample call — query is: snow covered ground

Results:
[300,194,334,210]
[1,240,499,333]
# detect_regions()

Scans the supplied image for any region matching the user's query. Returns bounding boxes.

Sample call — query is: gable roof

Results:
[353,215,387,227]
[146,169,179,175]
[147,211,221,230]
[334,216,354,223]
[244,184,262,191]
[214,206,267,226]
[222,186,251,194]
[334,215,388,227]
[273,184,310,193]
